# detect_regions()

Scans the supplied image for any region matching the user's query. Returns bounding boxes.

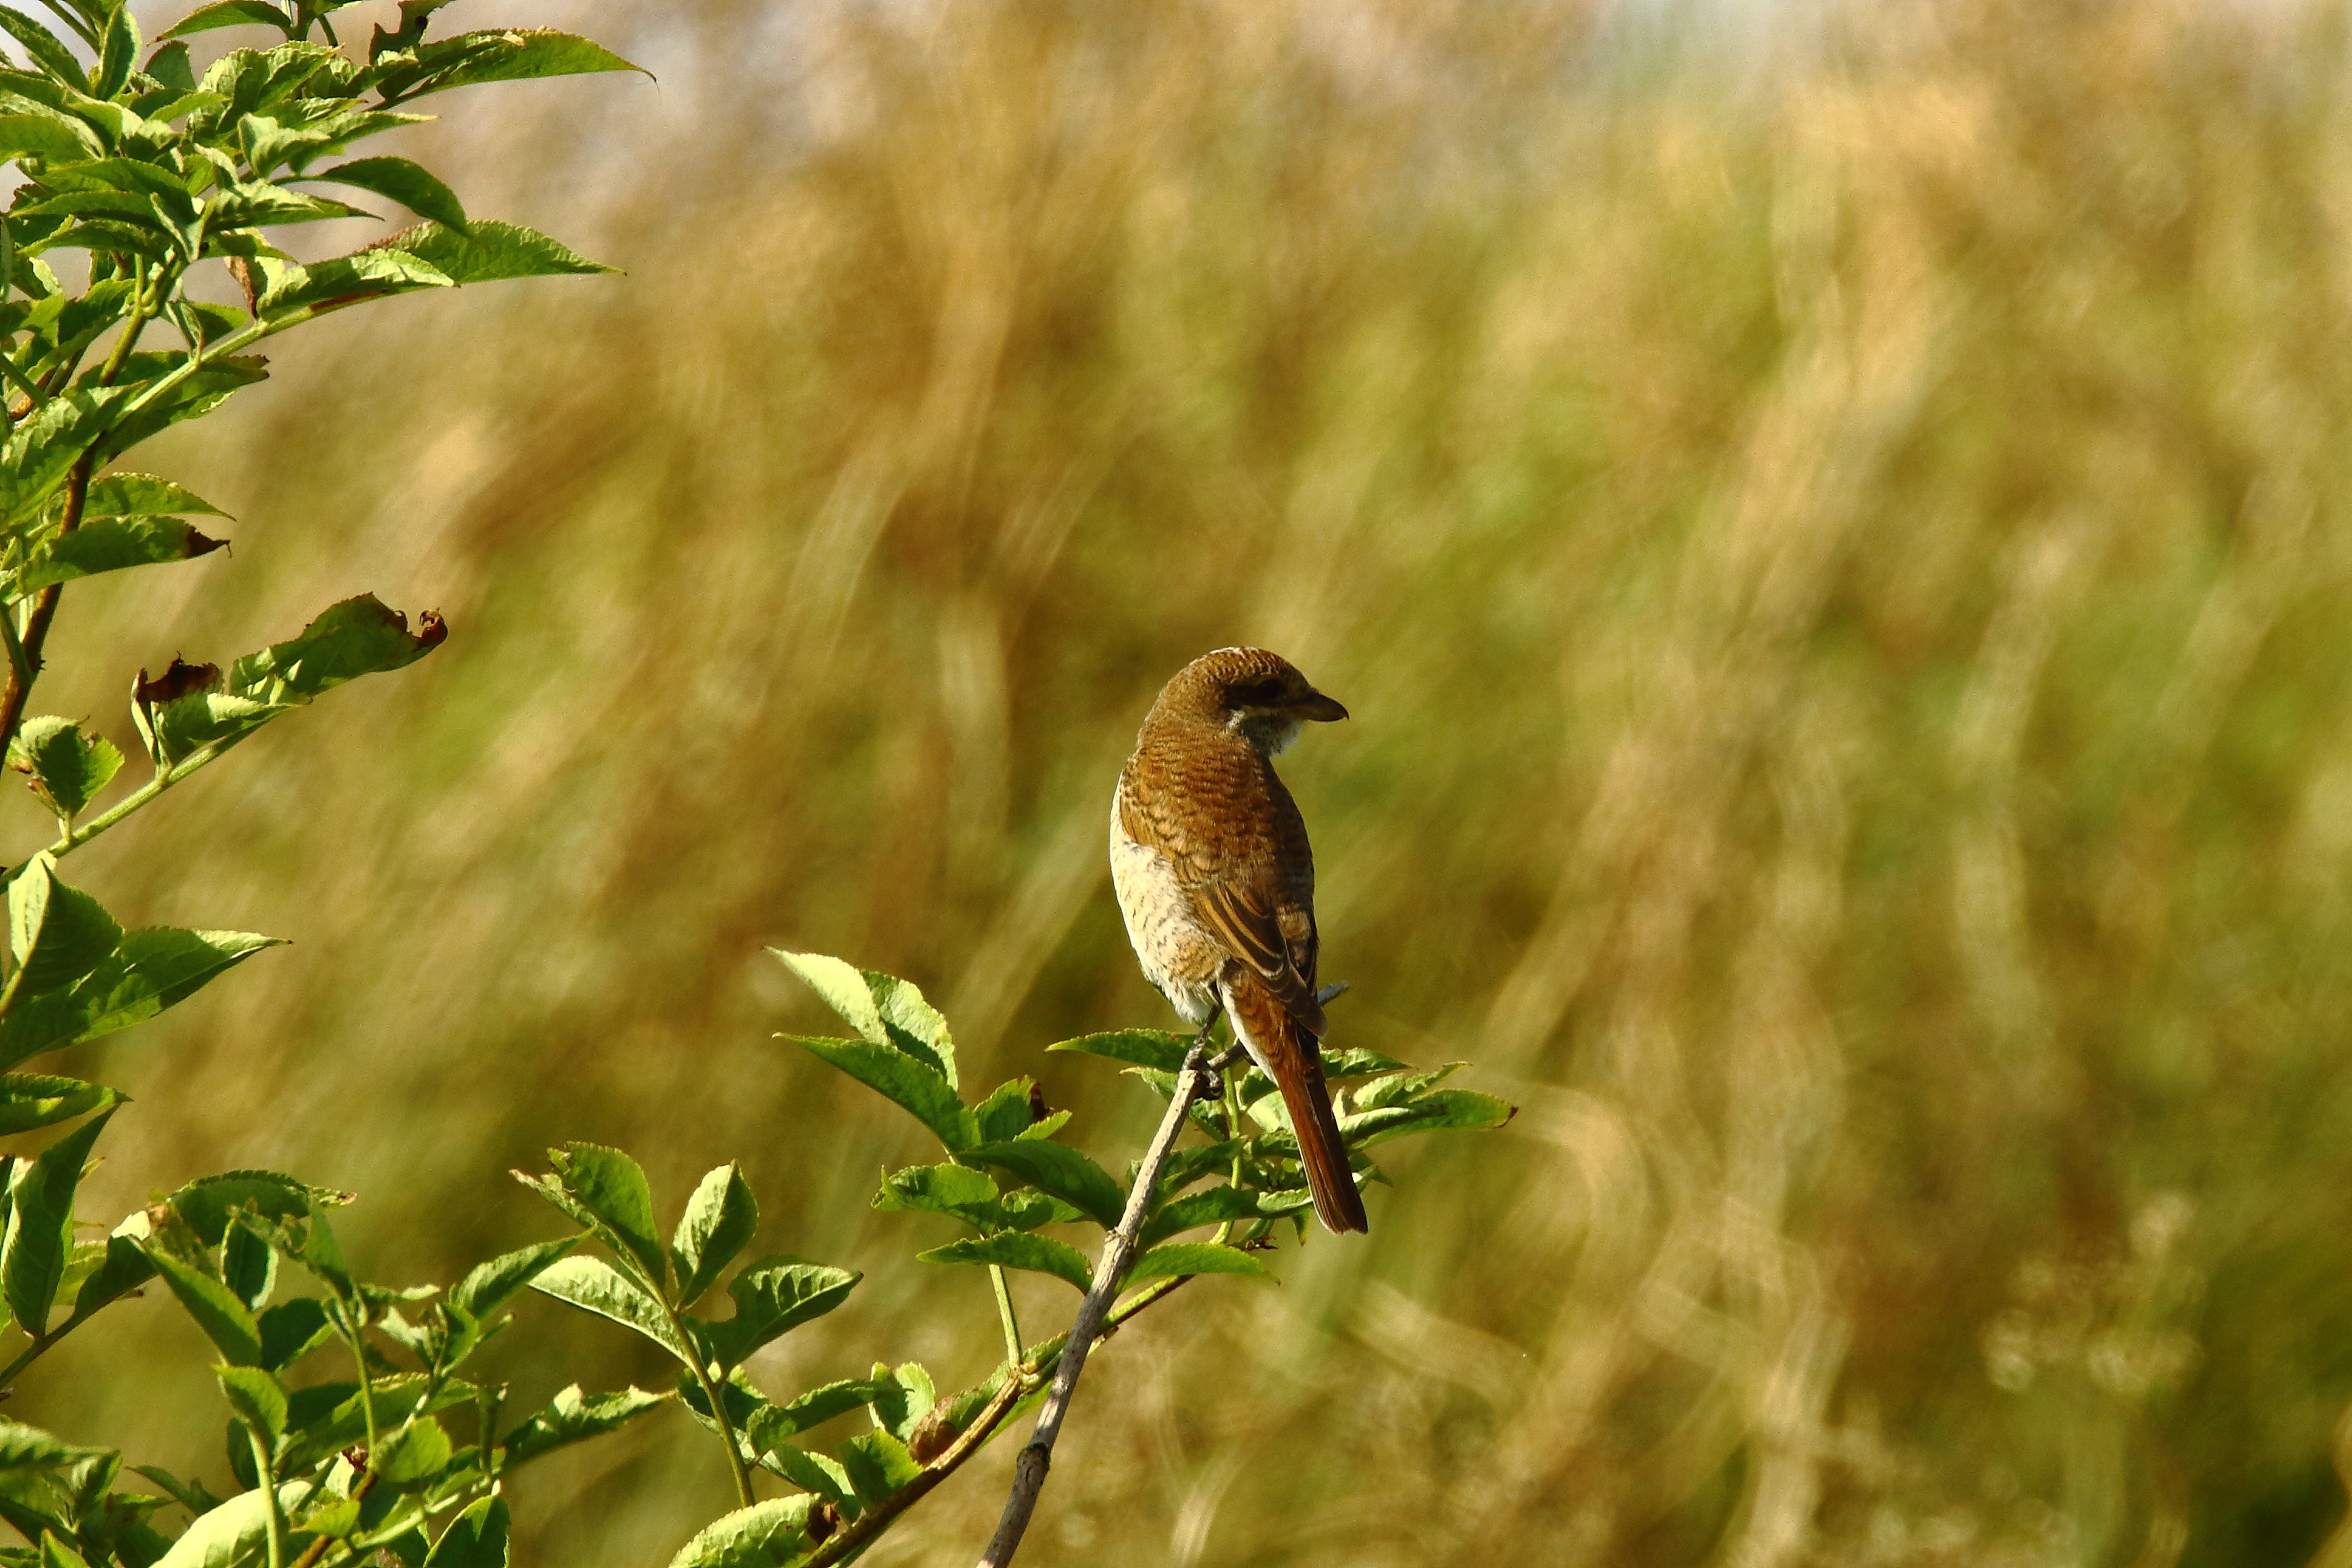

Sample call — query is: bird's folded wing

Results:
[1192,879,1326,1035]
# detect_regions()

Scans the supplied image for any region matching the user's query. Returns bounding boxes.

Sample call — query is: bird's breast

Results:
[1110,779,1223,1026]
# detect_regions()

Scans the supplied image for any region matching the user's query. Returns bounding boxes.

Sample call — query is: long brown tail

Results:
[1224,974,1369,1234]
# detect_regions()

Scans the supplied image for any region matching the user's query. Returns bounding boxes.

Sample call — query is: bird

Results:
[1110,646,1369,1234]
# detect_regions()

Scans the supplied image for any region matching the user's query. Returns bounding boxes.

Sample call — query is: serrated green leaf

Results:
[527,1256,687,1362]
[0,114,94,161]
[166,1170,339,1246]
[780,1035,973,1151]
[16,514,227,595]
[1139,1184,1312,1249]
[158,2,294,42]
[758,1440,851,1504]
[918,1232,1093,1294]
[672,1164,756,1311]
[995,1189,1087,1231]
[6,856,121,999]
[370,1415,449,1487]
[146,41,196,90]
[746,1379,878,1447]
[665,1497,816,1568]
[867,1362,933,1443]
[540,1143,667,1288]
[835,1430,920,1508]
[67,1230,152,1321]
[249,247,451,318]
[447,1233,578,1319]
[6,720,124,821]
[374,28,644,100]
[220,1219,277,1311]
[1352,1062,1465,1112]
[1123,1242,1276,1286]
[305,156,464,230]
[0,1074,114,1135]
[1321,1046,1415,1079]
[871,1163,998,1228]
[214,1366,285,1445]
[1,1108,113,1334]
[771,952,956,1083]
[0,11,87,90]
[1045,1028,1191,1072]
[1339,1089,1515,1148]
[0,925,280,1071]
[961,1140,1127,1229]
[377,219,610,285]
[499,1384,666,1468]
[421,1495,508,1568]
[141,1245,263,1366]
[700,1256,858,1369]
[40,1529,91,1568]
[82,473,226,520]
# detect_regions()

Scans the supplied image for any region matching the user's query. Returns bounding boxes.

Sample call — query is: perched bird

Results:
[1110,647,1368,1234]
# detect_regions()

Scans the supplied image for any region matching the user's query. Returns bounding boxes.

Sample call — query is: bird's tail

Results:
[1225,973,1369,1235]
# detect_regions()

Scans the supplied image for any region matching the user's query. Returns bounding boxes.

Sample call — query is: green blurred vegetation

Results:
[17,0,2352,1561]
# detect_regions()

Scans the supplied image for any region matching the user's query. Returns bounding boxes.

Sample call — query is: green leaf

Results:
[0,925,281,1071]
[1352,1062,1465,1112]
[166,1170,338,1246]
[220,1219,277,1311]
[772,952,957,1083]
[7,856,121,999]
[871,1163,999,1228]
[961,1140,1127,1229]
[146,41,196,90]
[866,1362,933,1444]
[970,1077,1041,1144]
[1045,1029,1191,1072]
[835,1430,921,1508]
[370,1415,449,1487]
[918,1233,1093,1294]
[249,247,452,319]
[305,157,464,230]
[255,1296,332,1372]
[6,720,124,821]
[1339,1089,1515,1148]
[378,220,611,285]
[94,4,136,98]
[158,2,294,41]
[0,114,95,161]
[1140,1184,1311,1248]
[671,1164,756,1311]
[82,473,226,520]
[421,1495,509,1568]
[537,1143,667,1289]
[0,388,132,530]
[995,1189,1087,1231]
[1321,1046,1415,1079]
[0,1075,115,1135]
[67,1231,153,1321]
[665,1497,817,1568]
[446,1233,579,1319]
[527,1255,688,1362]
[499,1384,666,1469]
[756,1443,851,1505]
[40,1530,91,1568]
[141,1246,264,1366]
[700,1256,859,1369]
[1123,1242,1276,1286]
[781,1035,973,1152]
[1,1108,114,1334]
[150,1481,304,1568]
[17,514,228,595]
[375,28,644,99]
[0,11,87,90]
[213,1366,285,1445]
[746,1379,878,1447]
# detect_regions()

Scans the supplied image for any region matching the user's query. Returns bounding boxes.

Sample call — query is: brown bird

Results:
[1110,646,1368,1234]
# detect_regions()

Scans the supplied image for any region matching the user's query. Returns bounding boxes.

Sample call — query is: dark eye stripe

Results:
[1233,678,1286,705]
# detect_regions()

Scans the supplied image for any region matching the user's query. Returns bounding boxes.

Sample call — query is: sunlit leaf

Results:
[141,1246,263,1366]
[370,1415,450,1487]
[918,1232,1092,1293]
[499,1384,666,1468]
[305,157,465,230]
[214,1366,285,1446]
[1045,1029,1191,1072]
[871,1162,999,1228]
[835,1430,920,1508]
[0,1109,112,1333]
[158,2,294,42]
[1122,1242,1276,1286]
[780,1035,973,1152]
[379,220,611,285]
[7,856,121,1000]
[7,718,124,820]
[867,1362,934,1443]
[527,1255,687,1362]
[664,1496,817,1568]
[373,28,644,101]
[15,514,227,595]
[670,1164,757,1311]
[699,1256,859,1369]
[447,1233,579,1320]
[421,1495,509,1568]
[771,952,957,1084]
[961,1140,1127,1229]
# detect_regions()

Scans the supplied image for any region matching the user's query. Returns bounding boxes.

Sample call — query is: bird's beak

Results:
[1293,690,1349,722]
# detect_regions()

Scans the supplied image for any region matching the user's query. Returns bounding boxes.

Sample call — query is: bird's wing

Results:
[1118,768,1325,1033]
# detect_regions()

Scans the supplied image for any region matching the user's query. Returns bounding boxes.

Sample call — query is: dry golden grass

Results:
[17,0,2352,1561]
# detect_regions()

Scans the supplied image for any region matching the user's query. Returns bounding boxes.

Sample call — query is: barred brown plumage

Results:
[1109,647,1368,1234]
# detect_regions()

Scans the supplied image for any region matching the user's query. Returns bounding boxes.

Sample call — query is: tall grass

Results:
[20,0,2352,1561]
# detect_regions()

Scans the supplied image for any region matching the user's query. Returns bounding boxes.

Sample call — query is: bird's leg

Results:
[1191,1006,1226,1103]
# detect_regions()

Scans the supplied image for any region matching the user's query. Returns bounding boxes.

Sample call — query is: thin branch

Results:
[798,1365,1029,1568]
[975,1036,1224,1568]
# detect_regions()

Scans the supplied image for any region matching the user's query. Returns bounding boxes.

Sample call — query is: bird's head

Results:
[1157,646,1348,755]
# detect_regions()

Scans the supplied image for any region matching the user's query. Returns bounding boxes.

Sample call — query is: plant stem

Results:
[975,1037,1223,1568]
[989,1264,1024,1369]
[247,1425,288,1568]
[799,1369,1028,1568]
[654,1290,755,1508]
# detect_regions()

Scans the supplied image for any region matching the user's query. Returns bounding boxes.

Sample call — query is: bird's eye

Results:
[1234,678,1287,706]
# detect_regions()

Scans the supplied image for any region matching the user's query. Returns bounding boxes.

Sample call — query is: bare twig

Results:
[976,1035,1226,1568]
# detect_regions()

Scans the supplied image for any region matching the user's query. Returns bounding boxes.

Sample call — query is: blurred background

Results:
[12,0,2352,1561]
